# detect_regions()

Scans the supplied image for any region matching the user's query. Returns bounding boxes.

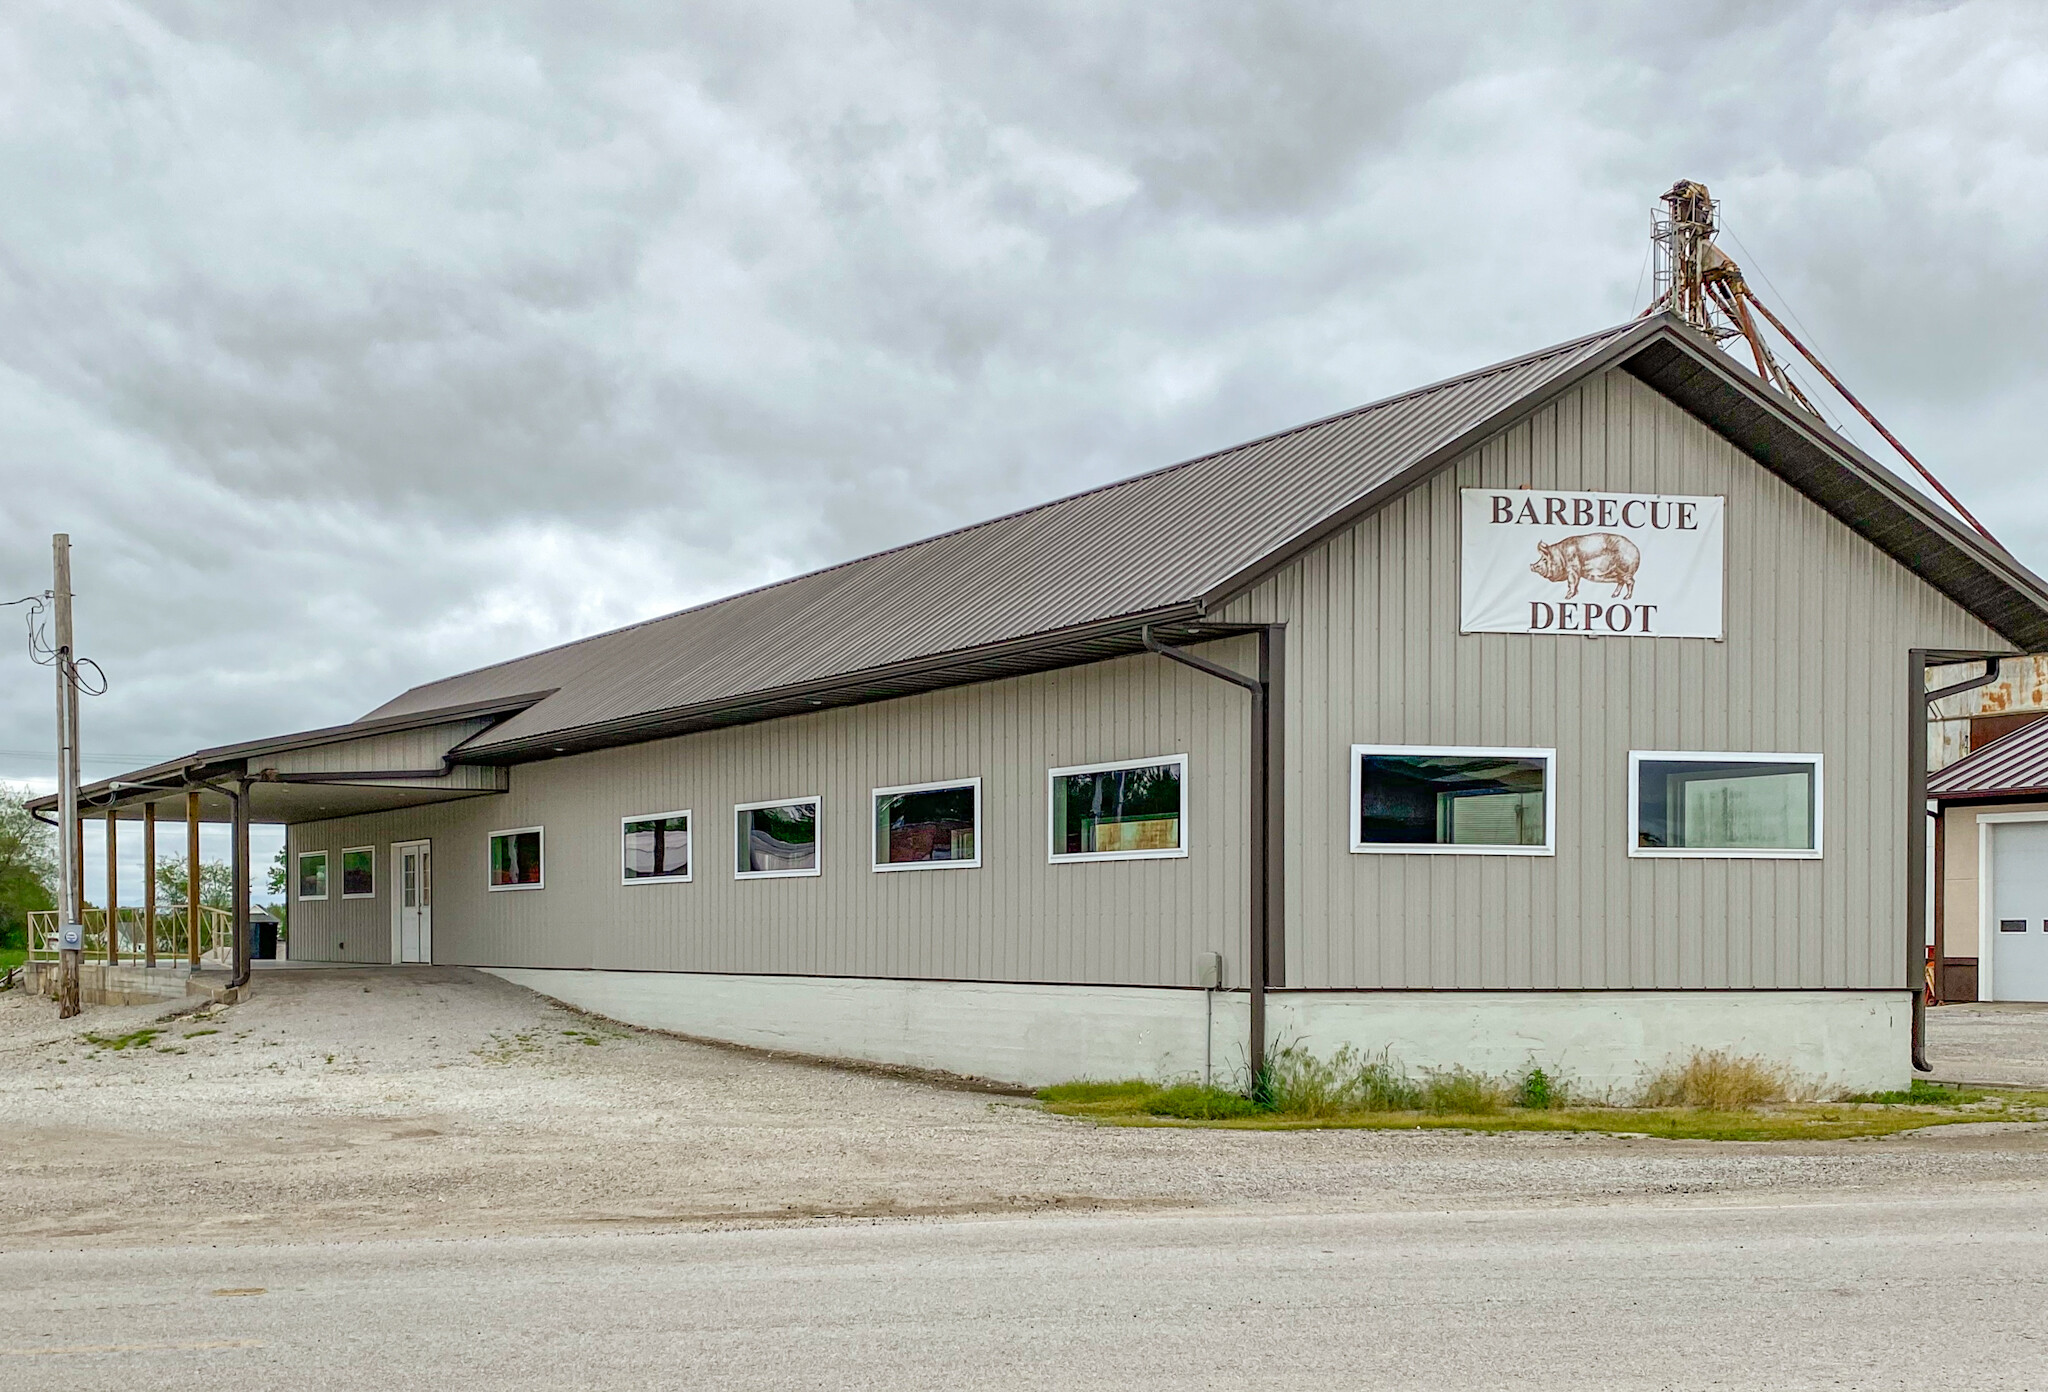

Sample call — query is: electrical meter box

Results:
[58,921,85,952]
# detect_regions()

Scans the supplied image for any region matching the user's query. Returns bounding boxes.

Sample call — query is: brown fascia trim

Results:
[1931,788,2048,806]
[1621,337,2048,650]
[189,689,557,764]
[458,603,1210,764]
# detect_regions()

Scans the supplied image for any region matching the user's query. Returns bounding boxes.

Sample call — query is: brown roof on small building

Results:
[1930,713,2048,801]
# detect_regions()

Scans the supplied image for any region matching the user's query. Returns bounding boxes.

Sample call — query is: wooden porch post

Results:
[143,802,158,968]
[186,791,202,969]
[104,806,119,965]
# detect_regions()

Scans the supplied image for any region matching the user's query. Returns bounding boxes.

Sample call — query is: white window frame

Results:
[1349,744,1557,857]
[1627,750,1823,860]
[296,849,329,902]
[620,809,693,886]
[734,796,823,880]
[339,845,377,899]
[872,777,983,873]
[1047,754,1190,864]
[487,825,547,891]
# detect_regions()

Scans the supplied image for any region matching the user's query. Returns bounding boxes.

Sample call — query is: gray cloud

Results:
[3,0,2044,855]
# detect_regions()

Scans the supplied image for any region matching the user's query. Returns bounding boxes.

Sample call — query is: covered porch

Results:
[25,693,532,987]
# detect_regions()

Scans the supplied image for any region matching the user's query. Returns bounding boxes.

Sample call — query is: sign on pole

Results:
[1460,489,1725,639]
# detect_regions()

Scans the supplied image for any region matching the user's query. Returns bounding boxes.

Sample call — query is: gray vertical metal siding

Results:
[286,646,1255,986]
[290,367,1999,992]
[1216,368,1998,991]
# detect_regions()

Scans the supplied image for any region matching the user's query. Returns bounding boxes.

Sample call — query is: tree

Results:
[266,843,288,930]
[0,785,56,949]
[155,858,234,911]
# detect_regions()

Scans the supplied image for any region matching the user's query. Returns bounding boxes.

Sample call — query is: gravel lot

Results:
[3,966,2045,1251]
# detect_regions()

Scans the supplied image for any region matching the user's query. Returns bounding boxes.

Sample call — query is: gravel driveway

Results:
[4,966,2045,1251]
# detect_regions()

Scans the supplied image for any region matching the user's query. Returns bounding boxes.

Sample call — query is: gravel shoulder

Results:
[4,967,2046,1252]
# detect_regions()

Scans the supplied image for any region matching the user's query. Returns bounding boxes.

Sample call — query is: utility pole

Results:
[53,535,82,1019]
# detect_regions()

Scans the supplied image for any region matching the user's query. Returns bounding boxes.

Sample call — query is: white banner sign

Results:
[1460,489,1724,639]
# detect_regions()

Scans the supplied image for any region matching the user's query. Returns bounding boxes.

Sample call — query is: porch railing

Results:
[26,905,237,966]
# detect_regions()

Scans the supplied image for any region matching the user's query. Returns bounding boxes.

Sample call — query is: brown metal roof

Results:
[1930,715,2048,801]
[60,311,2048,785]
[350,311,2048,762]
[362,317,1677,758]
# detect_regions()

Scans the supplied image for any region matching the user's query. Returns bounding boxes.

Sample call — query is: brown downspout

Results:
[1910,652,2004,1071]
[1142,623,1284,1094]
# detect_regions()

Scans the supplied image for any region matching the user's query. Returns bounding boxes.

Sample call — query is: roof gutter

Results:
[1143,622,1284,1097]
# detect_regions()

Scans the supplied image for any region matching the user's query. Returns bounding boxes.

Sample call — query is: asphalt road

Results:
[5,1191,2044,1390]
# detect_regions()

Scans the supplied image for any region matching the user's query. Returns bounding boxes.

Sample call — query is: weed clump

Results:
[1638,1050,1790,1109]
[1515,1066,1566,1110]
[1420,1067,1509,1115]
[1267,1045,1421,1114]
[1037,1079,1156,1105]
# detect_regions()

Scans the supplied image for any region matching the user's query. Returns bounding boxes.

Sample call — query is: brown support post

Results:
[104,806,119,965]
[186,791,202,969]
[143,802,158,968]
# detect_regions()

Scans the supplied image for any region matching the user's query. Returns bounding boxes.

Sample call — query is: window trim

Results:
[1349,744,1557,857]
[872,777,983,873]
[734,795,823,880]
[296,849,330,902]
[487,825,547,891]
[620,809,693,886]
[339,845,377,899]
[1627,750,1823,860]
[1047,754,1191,864]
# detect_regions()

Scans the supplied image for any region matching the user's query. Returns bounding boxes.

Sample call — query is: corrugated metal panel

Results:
[1929,714,2048,798]
[285,645,1255,986]
[264,717,498,776]
[1215,369,2001,992]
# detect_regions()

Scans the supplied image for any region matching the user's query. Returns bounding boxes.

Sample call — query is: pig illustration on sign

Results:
[1530,532,1640,600]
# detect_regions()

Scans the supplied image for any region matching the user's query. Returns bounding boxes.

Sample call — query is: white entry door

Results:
[395,840,433,964]
[1990,821,2048,1001]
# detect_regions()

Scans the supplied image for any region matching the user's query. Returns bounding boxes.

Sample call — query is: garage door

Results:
[1990,821,2048,1002]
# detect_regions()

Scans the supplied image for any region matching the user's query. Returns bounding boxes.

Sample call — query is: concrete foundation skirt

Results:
[484,969,1910,1098]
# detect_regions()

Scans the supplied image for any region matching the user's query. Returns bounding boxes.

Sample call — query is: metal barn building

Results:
[53,313,2048,1092]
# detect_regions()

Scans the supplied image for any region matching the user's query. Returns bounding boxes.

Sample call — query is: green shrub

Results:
[1516,1066,1567,1110]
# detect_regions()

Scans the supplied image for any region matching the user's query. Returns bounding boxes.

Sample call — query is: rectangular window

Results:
[873,779,981,871]
[1350,746,1555,856]
[296,850,329,901]
[488,826,545,890]
[340,847,375,898]
[735,797,820,878]
[622,810,692,884]
[1630,752,1821,858]
[1049,756,1187,862]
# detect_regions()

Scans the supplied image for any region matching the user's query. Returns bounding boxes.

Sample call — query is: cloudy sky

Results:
[3,2,2045,885]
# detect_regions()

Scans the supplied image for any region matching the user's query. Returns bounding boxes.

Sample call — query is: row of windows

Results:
[293,746,1823,900]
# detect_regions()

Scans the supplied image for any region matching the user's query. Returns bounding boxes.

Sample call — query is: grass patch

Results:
[1037,1047,2048,1142]
[81,1028,164,1052]
[0,946,25,973]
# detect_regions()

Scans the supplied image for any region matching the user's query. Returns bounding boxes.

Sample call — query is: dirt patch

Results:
[4,967,2047,1251]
